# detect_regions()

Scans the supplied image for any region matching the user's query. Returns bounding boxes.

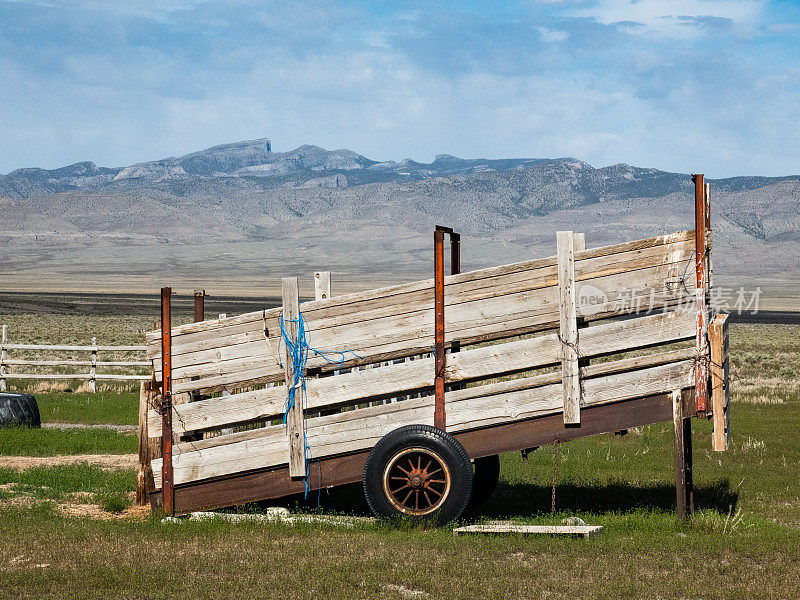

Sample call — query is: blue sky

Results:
[0,0,798,177]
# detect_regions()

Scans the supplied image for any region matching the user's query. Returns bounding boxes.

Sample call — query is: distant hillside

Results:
[1,139,798,296]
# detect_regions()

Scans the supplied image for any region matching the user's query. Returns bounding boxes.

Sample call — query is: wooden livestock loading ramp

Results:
[140,174,731,522]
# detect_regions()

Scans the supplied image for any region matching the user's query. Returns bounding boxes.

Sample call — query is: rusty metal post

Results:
[693,174,709,414]
[160,287,174,515]
[193,289,205,323]
[433,226,461,428]
[434,229,446,430]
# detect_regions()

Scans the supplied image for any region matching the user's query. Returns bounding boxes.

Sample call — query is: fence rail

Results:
[0,325,150,392]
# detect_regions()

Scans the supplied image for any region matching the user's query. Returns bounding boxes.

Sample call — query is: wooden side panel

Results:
[145,230,694,351]
[152,391,678,515]
[152,358,693,488]
[151,241,697,395]
[148,310,695,437]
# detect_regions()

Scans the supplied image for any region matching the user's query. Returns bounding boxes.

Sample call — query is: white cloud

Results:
[572,0,765,37]
[537,27,568,42]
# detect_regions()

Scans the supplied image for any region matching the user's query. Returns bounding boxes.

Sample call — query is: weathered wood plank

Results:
[152,245,694,384]
[159,261,695,394]
[146,231,694,344]
[152,359,693,487]
[137,380,151,506]
[710,313,730,451]
[453,524,603,538]
[148,311,695,437]
[282,277,306,478]
[558,231,581,425]
[158,350,694,460]
[9,343,146,352]
[147,233,696,361]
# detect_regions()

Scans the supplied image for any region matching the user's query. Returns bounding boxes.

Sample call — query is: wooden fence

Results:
[0,324,150,392]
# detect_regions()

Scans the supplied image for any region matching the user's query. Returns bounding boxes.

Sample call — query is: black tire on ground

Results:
[363,424,473,524]
[0,393,41,428]
[466,454,500,513]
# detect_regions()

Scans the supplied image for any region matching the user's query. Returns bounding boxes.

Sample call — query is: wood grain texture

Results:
[282,277,306,478]
[156,258,695,395]
[148,310,695,437]
[147,233,691,366]
[710,313,730,451]
[557,231,580,425]
[145,230,694,344]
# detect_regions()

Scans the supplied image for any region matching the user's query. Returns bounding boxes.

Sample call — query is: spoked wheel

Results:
[364,425,473,524]
[383,448,451,515]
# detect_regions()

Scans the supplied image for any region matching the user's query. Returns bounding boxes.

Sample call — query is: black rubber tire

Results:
[466,454,500,513]
[363,425,473,524]
[0,393,41,428]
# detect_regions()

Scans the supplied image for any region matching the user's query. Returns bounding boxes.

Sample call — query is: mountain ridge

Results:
[1,138,798,294]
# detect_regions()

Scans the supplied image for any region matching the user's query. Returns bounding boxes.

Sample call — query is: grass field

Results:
[0,426,136,456]
[0,320,798,598]
[35,391,140,425]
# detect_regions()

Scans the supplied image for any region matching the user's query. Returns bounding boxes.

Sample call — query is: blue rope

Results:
[279,309,363,499]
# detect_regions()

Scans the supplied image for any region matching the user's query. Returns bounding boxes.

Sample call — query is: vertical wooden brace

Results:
[282,277,306,478]
[315,271,332,301]
[710,314,730,451]
[557,231,580,425]
[673,390,694,519]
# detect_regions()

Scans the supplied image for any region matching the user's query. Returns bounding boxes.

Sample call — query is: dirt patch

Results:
[0,494,151,520]
[57,501,151,521]
[0,454,137,471]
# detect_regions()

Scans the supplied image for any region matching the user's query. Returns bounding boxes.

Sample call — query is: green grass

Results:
[0,502,797,599]
[1,322,799,598]
[36,391,139,425]
[0,463,134,503]
[0,426,137,456]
